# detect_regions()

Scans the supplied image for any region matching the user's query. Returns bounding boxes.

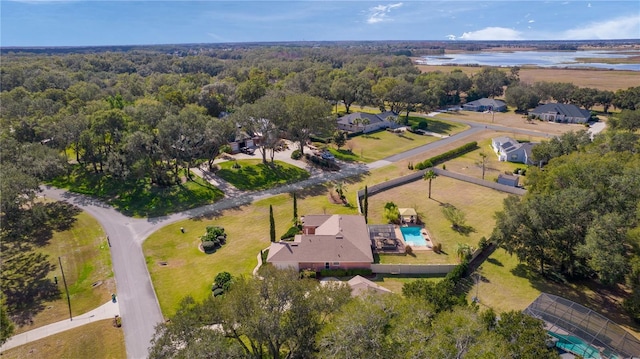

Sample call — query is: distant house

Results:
[492,136,535,164]
[336,111,399,134]
[266,214,374,272]
[463,98,507,112]
[497,173,520,187]
[529,103,591,124]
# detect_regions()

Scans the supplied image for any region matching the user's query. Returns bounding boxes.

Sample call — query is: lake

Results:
[417,50,640,71]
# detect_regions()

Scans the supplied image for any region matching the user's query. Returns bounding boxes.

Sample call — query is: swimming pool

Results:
[400,226,427,247]
[547,332,621,359]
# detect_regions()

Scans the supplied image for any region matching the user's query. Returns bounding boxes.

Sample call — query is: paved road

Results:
[33,117,581,358]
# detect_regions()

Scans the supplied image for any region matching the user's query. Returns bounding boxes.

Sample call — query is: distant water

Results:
[417,50,640,71]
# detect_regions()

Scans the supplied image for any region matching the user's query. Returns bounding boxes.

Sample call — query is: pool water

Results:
[400,227,427,247]
[547,332,621,359]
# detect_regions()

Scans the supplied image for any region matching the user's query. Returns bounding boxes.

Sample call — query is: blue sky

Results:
[1,1,639,46]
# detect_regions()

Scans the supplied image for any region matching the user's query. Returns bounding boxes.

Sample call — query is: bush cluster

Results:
[300,269,316,279]
[319,268,373,277]
[410,120,428,132]
[304,153,340,171]
[415,142,478,170]
[309,135,331,143]
[280,225,302,240]
[291,149,302,160]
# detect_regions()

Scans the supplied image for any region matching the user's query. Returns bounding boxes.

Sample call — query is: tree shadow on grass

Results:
[486,257,503,267]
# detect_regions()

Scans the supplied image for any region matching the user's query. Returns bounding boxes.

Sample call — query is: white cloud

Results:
[587,3,591,7]
[366,2,403,24]
[446,34,457,40]
[459,27,523,40]
[528,20,535,23]
[560,15,640,39]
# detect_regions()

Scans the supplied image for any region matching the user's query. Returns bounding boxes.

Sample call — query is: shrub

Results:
[202,241,217,253]
[478,236,489,249]
[291,149,302,160]
[349,268,373,276]
[320,269,347,277]
[214,271,233,290]
[407,161,414,170]
[433,243,442,254]
[445,261,468,282]
[280,225,301,240]
[220,144,232,154]
[232,161,241,169]
[405,245,413,255]
[201,226,226,243]
[300,269,316,279]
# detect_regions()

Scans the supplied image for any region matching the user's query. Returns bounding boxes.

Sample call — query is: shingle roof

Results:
[267,215,374,264]
[347,275,392,296]
[530,103,591,119]
[465,98,506,108]
[336,111,397,126]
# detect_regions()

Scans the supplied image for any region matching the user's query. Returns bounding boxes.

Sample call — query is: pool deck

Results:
[397,225,434,250]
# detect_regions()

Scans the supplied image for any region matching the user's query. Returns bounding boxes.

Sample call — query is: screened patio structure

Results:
[523,293,640,358]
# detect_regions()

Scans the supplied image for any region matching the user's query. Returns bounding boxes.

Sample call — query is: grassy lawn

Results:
[216,159,309,190]
[50,166,224,218]
[334,130,438,163]
[2,319,125,359]
[367,176,510,264]
[143,187,358,317]
[13,210,114,335]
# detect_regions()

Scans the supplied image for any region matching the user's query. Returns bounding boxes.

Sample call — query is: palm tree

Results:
[423,169,437,199]
[479,152,487,180]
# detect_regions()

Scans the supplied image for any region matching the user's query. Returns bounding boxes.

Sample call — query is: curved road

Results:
[40,117,576,358]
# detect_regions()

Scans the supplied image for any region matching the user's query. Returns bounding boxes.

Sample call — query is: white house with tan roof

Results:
[266,214,374,272]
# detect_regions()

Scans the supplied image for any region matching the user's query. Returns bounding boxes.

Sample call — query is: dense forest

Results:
[1,42,640,352]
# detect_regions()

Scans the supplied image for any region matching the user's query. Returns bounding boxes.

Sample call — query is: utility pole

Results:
[58,256,72,321]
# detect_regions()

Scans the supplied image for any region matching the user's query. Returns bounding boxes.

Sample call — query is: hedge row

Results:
[319,268,373,278]
[415,141,478,170]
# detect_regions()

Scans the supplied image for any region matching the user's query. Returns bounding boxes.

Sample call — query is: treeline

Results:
[148,267,557,359]
[505,81,640,114]
[493,129,640,320]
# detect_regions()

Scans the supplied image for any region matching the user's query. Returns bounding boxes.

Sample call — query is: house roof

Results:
[267,215,374,264]
[347,275,392,296]
[336,111,397,126]
[464,98,506,108]
[530,103,591,119]
[398,208,417,216]
[498,173,519,181]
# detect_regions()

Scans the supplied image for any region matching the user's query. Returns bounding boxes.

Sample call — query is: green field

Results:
[216,159,310,190]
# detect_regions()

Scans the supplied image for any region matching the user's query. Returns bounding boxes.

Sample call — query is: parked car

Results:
[241,147,255,155]
[321,151,335,161]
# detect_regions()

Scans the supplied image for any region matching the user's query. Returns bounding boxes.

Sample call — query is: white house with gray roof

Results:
[492,136,536,164]
[336,111,398,134]
[529,103,591,124]
[266,214,374,272]
[463,98,507,112]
